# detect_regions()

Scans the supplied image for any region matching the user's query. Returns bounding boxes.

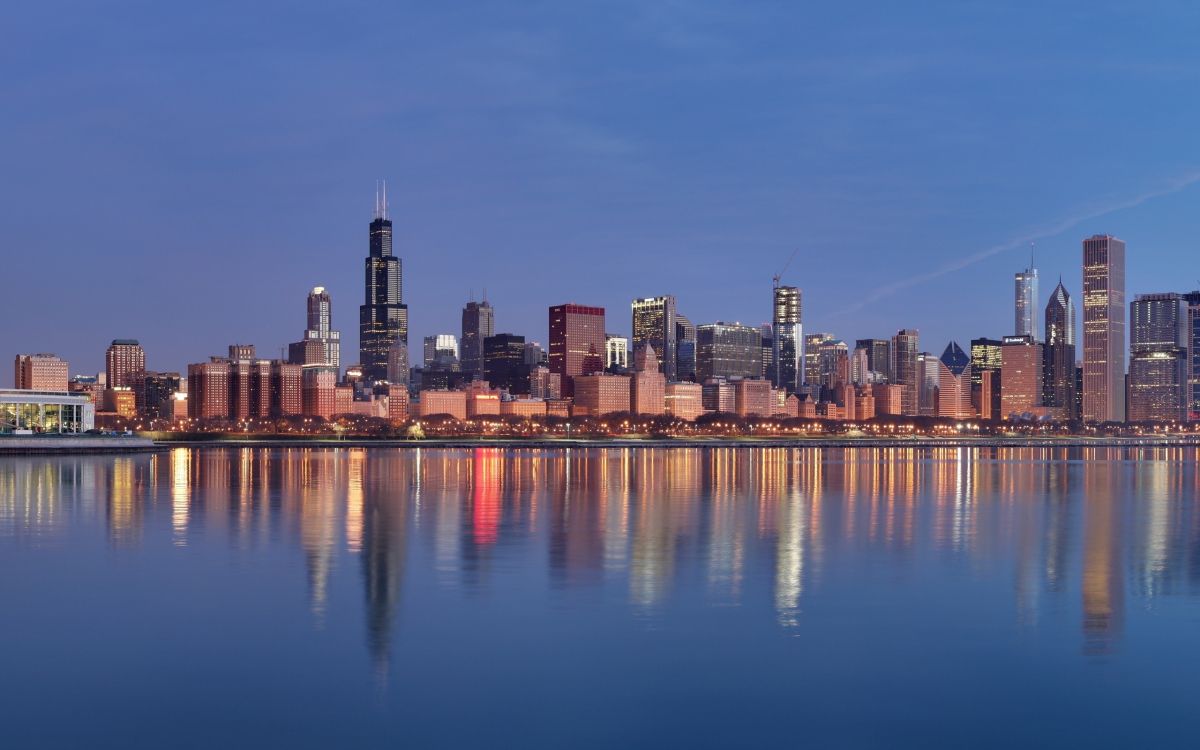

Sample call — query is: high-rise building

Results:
[803,332,833,389]
[970,337,1003,419]
[1128,293,1188,423]
[1082,234,1126,422]
[1001,335,1044,419]
[1183,291,1200,420]
[386,339,409,386]
[631,296,677,380]
[937,342,973,419]
[675,314,696,381]
[605,334,629,371]
[289,287,341,369]
[359,183,408,383]
[484,333,529,394]
[1015,261,1039,339]
[854,338,892,382]
[696,322,761,382]
[106,339,145,389]
[772,286,803,392]
[572,373,630,416]
[136,371,182,420]
[890,329,920,416]
[14,354,68,391]
[917,352,940,417]
[460,298,495,379]
[549,303,605,397]
[759,324,773,379]
[1044,279,1077,420]
[631,344,666,415]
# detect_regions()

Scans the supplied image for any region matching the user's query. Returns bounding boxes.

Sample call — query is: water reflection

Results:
[3,446,1200,672]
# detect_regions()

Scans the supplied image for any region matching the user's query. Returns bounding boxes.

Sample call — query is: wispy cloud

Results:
[830,169,1200,316]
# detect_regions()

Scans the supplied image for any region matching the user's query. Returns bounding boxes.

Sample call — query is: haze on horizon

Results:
[4,1,1200,378]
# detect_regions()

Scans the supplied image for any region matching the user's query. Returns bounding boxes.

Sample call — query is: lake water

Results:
[2,446,1199,748]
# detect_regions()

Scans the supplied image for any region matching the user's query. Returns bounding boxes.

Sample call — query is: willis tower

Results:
[359,181,408,383]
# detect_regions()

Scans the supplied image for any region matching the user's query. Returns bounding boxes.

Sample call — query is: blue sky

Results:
[4,1,1200,378]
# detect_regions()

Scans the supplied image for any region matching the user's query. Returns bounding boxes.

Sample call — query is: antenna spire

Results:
[381,179,388,220]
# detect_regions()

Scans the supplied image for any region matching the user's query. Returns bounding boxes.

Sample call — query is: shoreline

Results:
[3,434,1200,455]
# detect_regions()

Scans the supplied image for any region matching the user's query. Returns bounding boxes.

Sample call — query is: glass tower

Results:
[359,182,408,384]
[1082,235,1125,422]
[772,286,803,393]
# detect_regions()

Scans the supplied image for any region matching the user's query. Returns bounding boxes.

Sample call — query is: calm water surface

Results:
[2,446,1199,748]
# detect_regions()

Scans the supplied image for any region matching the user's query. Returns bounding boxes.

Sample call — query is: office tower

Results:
[854,338,892,382]
[1183,290,1200,420]
[850,346,870,385]
[359,183,408,383]
[970,337,1003,419]
[631,344,666,415]
[387,339,409,386]
[734,378,774,417]
[484,333,529,394]
[803,332,833,388]
[916,352,940,416]
[890,329,920,416]
[423,334,459,370]
[696,322,762,382]
[302,366,338,419]
[1001,335,1043,418]
[524,342,546,367]
[14,354,68,391]
[529,365,560,400]
[1128,293,1188,422]
[106,339,145,388]
[1082,234,1126,422]
[605,334,629,371]
[817,339,850,401]
[631,296,677,379]
[136,372,182,419]
[460,298,495,379]
[1015,260,1039,338]
[702,379,736,412]
[759,324,773,379]
[549,303,606,396]
[937,342,973,419]
[772,286,803,392]
[572,373,630,416]
[1044,280,1078,420]
[288,286,341,369]
[675,314,696,381]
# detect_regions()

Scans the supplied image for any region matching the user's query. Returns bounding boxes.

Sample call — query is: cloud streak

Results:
[831,169,1200,317]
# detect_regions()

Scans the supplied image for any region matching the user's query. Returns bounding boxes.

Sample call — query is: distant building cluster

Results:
[7,184,1200,434]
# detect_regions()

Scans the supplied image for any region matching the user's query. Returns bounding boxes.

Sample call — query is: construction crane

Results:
[772,248,799,289]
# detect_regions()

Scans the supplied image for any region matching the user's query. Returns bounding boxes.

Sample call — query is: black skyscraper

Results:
[359,182,408,383]
[1043,279,1077,420]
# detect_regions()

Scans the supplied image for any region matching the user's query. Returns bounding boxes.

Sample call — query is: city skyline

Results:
[6,4,1200,377]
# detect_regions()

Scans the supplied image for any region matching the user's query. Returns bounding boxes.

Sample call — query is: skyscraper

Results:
[484,333,529,394]
[1186,291,1200,420]
[386,339,409,387]
[605,334,629,371]
[359,182,408,383]
[289,286,341,369]
[696,322,762,382]
[549,303,605,396]
[460,298,495,379]
[937,341,973,419]
[771,286,803,393]
[675,314,696,381]
[970,337,1003,419]
[106,339,145,388]
[14,354,68,391]
[803,332,832,391]
[854,338,891,382]
[1082,234,1126,422]
[1044,279,1077,420]
[1001,335,1043,419]
[631,296,677,380]
[1015,258,1039,339]
[890,329,919,416]
[1128,293,1188,423]
[917,351,939,417]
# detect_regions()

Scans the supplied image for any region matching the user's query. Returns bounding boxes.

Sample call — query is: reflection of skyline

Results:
[5,446,1200,670]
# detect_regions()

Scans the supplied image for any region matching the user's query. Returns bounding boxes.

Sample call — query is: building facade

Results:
[359,184,408,383]
[460,299,495,379]
[890,329,920,416]
[106,339,145,389]
[1015,264,1039,339]
[771,285,803,393]
[1082,234,1126,422]
[1043,280,1077,420]
[548,303,606,396]
[1001,335,1044,419]
[14,354,68,392]
[937,341,973,419]
[696,322,761,382]
[1128,293,1188,422]
[631,296,678,380]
